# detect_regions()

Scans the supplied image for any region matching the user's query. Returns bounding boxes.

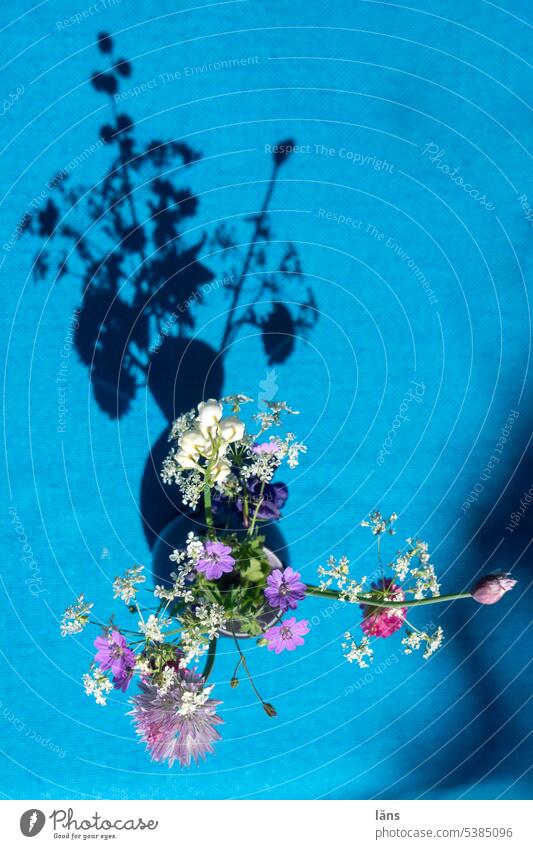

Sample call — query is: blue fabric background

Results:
[1,0,532,799]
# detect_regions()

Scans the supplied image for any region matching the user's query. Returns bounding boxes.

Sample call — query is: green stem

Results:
[248,480,266,537]
[203,483,215,537]
[201,638,217,682]
[305,584,472,609]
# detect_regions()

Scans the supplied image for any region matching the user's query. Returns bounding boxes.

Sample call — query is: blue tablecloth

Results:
[1,0,531,799]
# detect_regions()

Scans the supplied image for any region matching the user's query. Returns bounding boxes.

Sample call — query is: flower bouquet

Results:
[61,396,517,767]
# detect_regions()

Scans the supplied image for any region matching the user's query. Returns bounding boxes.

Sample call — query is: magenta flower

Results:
[265,568,307,611]
[264,617,309,653]
[471,572,517,605]
[94,630,136,690]
[130,668,223,767]
[196,541,235,580]
[360,579,407,638]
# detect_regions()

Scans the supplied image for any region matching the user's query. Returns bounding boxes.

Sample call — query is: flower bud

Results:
[219,415,245,443]
[230,677,239,688]
[471,572,517,605]
[262,702,277,717]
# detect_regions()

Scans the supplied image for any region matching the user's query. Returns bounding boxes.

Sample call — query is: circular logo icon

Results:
[20,810,46,837]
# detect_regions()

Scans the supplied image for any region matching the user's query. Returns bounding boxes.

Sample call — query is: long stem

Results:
[248,480,266,537]
[305,584,472,609]
[203,484,215,537]
[231,628,271,710]
[201,638,217,681]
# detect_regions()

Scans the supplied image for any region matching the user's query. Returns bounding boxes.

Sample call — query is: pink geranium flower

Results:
[264,617,309,653]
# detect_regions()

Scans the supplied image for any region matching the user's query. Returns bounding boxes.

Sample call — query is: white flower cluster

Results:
[60,594,93,636]
[318,555,367,603]
[155,533,204,603]
[139,614,172,643]
[83,667,113,705]
[402,626,444,660]
[361,510,398,535]
[156,666,177,696]
[113,565,146,604]
[392,539,439,598]
[179,603,226,668]
[342,634,374,668]
[253,400,299,434]
[177,684,215,717]
[168,399,244,482]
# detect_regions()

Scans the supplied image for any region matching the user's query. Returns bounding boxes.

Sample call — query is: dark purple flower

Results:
[196,541,235,580]
[265,568,306,611]
[94,630,136,691]
[130,668,223,767]
[237,477,288,522]
[264,617,309,653]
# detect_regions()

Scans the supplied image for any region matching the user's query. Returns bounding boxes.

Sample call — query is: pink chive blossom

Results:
[264,568,307,612]
[264,617,309,653]
[252,441,280,455]
[94,630,136,691]
[130,668,222,767]
[471,572,517,605]
[196,541,235,580]
[360,579,407,638]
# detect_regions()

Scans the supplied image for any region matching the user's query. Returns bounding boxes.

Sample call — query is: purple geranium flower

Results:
[196,541,235,580]
[265,568,306,611]
[130,668,223,767]
[264,617,309,653]
[94,630,136,691]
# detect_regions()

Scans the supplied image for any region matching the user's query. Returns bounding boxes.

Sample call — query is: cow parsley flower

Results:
[113,565,145,604]
[179,604,226,667]
[318,555,367,602]
[402,626,444,659]
[360,510,397,536]
[83,667,113,706]
[342,633,374,668]
[60,594,93,636]
[139,615,171,643]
